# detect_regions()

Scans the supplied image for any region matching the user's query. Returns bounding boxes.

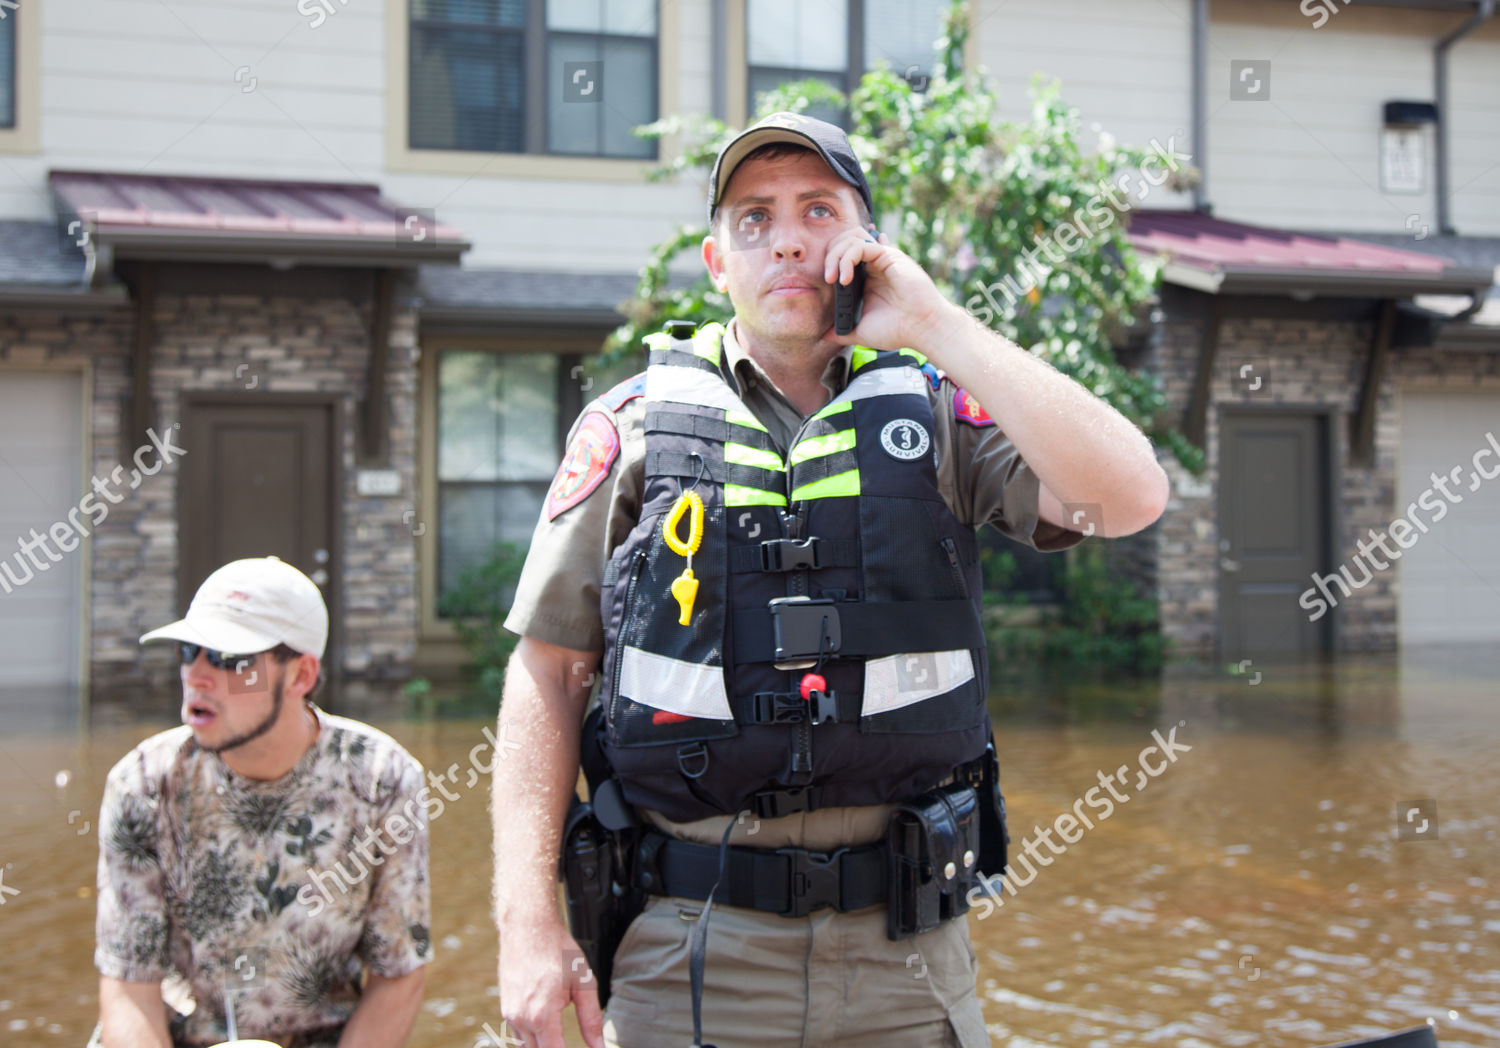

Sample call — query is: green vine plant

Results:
[605,0,1204,474]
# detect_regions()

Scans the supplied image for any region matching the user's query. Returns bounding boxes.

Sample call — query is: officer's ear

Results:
[701,233,729,293]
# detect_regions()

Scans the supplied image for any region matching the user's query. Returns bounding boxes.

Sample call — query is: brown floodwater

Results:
[2,647,1497,1047]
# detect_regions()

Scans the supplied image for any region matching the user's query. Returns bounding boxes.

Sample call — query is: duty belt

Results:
[633,829,888,917]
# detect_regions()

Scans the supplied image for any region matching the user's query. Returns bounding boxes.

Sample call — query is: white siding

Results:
[970,0,1196,211]
[4,0,709,271]
[6,1,1496,266]
[387,0,710,269]
[1208,0,1500,235]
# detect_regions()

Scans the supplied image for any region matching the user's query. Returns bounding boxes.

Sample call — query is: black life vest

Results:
[596,322,992,823]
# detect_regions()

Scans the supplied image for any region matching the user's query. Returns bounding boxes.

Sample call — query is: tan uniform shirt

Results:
[504,320,1084,848]
[505,319,1082,652]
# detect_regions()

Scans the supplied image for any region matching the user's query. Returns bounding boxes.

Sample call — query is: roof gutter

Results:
[1159,259,1494,298]
[1436,0,1495,234]
[92,227,469,269]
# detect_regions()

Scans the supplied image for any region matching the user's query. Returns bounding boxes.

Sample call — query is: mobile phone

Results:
[834,262,866,336]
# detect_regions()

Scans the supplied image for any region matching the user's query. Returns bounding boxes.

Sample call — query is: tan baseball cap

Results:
[140,556,328,658]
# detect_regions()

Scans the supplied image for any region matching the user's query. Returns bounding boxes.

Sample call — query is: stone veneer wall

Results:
[1138,292,1500,656]
[0,287,421,693]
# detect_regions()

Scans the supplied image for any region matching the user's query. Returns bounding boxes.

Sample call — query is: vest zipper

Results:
[940,536,968,598]
[610,550,647,719]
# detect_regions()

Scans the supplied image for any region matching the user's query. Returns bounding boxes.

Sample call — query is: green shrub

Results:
[433,541,529,705]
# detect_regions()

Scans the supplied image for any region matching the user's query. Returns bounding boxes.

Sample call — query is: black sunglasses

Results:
[178,642,265,673]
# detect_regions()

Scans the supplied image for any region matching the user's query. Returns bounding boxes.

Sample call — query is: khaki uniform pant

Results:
[601,895,990,1048]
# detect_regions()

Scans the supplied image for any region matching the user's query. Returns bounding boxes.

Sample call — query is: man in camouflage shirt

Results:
[93,557,430,1048]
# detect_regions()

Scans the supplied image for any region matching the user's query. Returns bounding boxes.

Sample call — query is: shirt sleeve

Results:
[356,755,432,978]
[502,400,645,652]
[933,380,1085,553]
[94,751,171,983]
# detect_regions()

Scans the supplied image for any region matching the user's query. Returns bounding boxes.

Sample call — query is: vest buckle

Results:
[759,538,820,572]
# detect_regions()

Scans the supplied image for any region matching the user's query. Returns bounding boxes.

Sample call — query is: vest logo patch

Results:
[546,411,619,520]
[880,418,930,461]
[953,387,995,427]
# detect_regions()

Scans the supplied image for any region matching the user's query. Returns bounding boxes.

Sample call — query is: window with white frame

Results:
[435,350,562,608]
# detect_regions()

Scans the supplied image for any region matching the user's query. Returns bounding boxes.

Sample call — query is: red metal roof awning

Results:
[48,170,469,275]
[1126,209,1492,298]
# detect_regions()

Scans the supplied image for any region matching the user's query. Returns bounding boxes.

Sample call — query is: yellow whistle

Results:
[671,570,699,626]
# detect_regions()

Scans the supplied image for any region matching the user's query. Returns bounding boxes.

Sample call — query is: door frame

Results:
[1215,405,1341,657]
[178,393,345,679]
[0,360,94,717]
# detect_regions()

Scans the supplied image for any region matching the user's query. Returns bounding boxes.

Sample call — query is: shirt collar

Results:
[723,317,854,402]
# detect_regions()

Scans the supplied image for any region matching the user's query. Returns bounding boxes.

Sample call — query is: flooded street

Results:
[2,648,1496,1047]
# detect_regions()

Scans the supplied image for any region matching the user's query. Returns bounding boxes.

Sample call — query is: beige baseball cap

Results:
[140,556,328,658]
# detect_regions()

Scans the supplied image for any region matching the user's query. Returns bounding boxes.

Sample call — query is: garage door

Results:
[0,371,85,697]
[1397,391,1500,646]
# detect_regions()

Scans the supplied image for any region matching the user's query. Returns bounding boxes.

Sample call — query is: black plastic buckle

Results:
[778,846,847,917]
[768,597,841,666]
[760,538,819,572]
[751,691,806,724]
[806,687,838,726]
[753,785,820,819]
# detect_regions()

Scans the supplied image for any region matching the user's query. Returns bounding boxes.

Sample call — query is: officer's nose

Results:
[771,226,805,262]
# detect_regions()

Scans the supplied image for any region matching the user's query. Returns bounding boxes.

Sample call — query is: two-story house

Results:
[0,0,1495,716]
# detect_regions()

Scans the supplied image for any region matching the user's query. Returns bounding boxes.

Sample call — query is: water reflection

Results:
[1,648,1496,1046]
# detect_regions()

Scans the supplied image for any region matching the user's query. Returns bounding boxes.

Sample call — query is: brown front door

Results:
[179,397,337,660]
[1217,411,1331,657]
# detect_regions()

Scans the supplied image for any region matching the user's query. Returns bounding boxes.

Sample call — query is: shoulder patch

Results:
[598,373,646,413]
[546,411,620,520]
[919,362,944,391]
[953,387,995,427]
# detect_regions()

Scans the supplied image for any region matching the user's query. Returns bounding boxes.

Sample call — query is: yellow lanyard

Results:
[663,490,704,625]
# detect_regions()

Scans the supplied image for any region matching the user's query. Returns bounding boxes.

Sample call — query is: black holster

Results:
[559,707,645,1006]
[972,740,1010,879]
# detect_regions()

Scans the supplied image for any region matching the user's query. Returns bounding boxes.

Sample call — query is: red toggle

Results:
[652,710,694,725]
[799,673,827,701]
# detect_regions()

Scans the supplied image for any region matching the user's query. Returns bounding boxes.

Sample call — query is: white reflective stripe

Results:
[645,364,748,415]
[839,364,927,403]
[618,645,732,720]
[861,650,976,716]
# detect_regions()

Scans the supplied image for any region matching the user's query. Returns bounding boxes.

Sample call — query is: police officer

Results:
[492,112,1169,1048]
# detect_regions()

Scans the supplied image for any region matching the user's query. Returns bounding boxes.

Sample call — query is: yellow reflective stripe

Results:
[725,442,784,471]
[788,428,856,465]
[791,470,860,501]
[692,322,725,363]
[724,484,787,507]
[643,331,673,352]
[812,399,854,421]
[725,408,770,433]
[851,346,927,371]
